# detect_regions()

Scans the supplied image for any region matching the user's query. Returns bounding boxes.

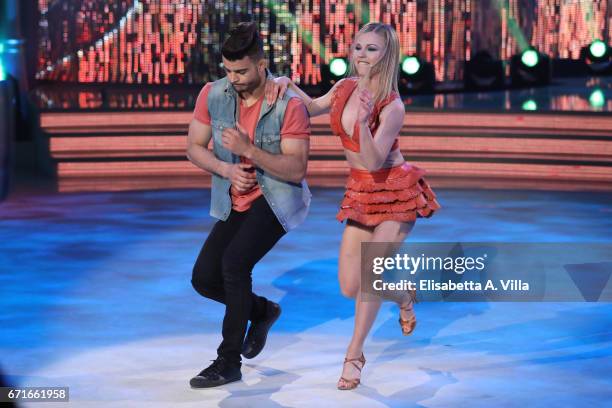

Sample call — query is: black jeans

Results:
[191,196,286,365]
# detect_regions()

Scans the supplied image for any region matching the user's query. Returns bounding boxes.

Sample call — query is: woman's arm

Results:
[265,76,344,116]
[356,89,405,171]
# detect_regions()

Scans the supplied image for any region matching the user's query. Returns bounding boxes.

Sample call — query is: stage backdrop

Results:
[35,0,610,84]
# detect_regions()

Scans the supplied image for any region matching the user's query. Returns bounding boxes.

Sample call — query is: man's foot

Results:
[189,356,242,388]
[242,301,282,359]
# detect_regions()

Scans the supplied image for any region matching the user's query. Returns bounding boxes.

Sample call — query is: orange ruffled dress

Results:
[331,78,441,226]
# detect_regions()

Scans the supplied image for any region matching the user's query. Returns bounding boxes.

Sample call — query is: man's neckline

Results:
[239,92,265,108]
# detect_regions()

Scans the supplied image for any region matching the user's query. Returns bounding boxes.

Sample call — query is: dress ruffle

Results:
[336,164,441,226]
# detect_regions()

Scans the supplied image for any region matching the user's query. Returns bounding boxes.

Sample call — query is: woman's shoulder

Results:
[330,77,357,98]
[378,95,405,118]
[382,89,403,104]
[329,77,357,104]
[334,76,358,88]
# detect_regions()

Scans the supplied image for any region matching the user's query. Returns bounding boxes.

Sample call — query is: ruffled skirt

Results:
[336,163,441,226]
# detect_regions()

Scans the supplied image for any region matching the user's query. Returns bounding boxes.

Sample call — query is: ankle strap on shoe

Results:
[343,353,366,371]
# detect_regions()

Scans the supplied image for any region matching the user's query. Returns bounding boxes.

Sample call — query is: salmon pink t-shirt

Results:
[193,83,310,212]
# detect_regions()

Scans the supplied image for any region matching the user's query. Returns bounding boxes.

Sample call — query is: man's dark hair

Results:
[221,22,265,61]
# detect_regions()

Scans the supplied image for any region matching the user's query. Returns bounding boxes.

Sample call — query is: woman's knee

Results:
[338,261,360,299]
[339,279,359,299]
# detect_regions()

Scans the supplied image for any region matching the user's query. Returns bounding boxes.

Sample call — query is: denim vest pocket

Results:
[260,133,282,154]
[210,119,235,162]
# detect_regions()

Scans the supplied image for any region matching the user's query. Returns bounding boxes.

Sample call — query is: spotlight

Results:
[329,58,348,78]
[464,51,505,90]
[321,57,348,93]
[521,49,539,68]
[589,88,606,109]
[580,40,611,75]
[589,40,607,59]
[398,56,435,94]
[510,47,551,87]
[402,56,420,75]
[521,99,538,111]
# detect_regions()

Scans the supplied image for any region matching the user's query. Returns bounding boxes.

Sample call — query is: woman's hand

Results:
[357,88,373,124]
[265,76,292,105]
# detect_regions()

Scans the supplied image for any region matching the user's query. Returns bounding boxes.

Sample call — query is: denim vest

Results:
[206,75,311,232]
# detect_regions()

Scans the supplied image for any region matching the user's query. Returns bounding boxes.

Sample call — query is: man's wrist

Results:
[243,144,257,161]
[218,161,231,179]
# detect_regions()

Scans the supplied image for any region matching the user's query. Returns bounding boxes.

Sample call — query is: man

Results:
[186,22,311,388]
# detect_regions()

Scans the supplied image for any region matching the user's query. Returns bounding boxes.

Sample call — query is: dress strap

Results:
[330,78,360,152]
[369,91,401,151]
[331,78,358,118]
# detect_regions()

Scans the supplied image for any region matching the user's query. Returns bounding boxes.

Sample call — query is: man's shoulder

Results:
[282,88,305,106]
[203,78,229,103]
[206,77,227,88]
[284,88,299,100]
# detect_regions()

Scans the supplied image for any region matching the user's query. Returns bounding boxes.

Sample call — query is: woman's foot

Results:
[399,290,417,336]
[337,352,366,390]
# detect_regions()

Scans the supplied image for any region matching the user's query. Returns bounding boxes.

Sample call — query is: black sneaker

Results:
[241,301,282,359]
[189,356,242,388]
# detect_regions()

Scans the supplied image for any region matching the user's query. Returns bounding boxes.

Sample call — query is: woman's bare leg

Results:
[338,220,374,299]
[338,220,415,387]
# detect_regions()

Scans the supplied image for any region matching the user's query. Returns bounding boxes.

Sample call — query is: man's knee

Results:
[191,276,212,298]
[191,264,220,299]
[220,254,253,286]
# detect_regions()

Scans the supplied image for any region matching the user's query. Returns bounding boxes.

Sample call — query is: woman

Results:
[266,22,440,390]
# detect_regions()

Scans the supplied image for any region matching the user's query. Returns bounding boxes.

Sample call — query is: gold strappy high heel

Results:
[399,289,418,336]
[337,353,366,390]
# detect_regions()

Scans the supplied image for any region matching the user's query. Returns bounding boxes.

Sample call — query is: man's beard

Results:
[233,75,262,95]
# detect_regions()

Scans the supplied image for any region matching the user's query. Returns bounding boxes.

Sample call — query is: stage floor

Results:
[1,187,611,407]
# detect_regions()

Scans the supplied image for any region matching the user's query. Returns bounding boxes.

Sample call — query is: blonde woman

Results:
[267,23,440,390]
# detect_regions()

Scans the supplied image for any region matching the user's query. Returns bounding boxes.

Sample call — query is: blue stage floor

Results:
[1,187,611,407]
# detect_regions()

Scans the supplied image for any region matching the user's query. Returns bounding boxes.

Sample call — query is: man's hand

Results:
[226,162,257,193]
[222,123,251,156]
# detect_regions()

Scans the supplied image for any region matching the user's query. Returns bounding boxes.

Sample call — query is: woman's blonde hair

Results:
[348,22,400,105]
